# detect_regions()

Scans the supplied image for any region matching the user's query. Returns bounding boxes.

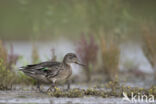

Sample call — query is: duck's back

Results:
[20,61,62,83]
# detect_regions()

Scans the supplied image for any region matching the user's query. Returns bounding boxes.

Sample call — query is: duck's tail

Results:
[19,66,28,72]
[19,66,25,70]
[19,66,35,75]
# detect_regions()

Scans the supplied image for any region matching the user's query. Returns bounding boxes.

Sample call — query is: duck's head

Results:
[63,53,85,66]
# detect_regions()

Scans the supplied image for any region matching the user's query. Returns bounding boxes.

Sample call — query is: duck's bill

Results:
[75,62,86,67]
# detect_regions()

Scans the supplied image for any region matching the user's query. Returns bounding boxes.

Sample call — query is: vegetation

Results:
[0,59,16,90]
[76,35,98,82]
[0,1,156,103]
[0,40,17,90]
[48,81,156,98]
[0,40,36,88]
[0,1,156,41]
[142,26,156,84]
[100,37,120,81]
[0,40,8,65]
[7,44,19,70]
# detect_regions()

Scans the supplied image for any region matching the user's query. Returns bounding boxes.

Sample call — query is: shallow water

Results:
[0,84,155,104]
[0,90,154,104]
[0,97,127,104]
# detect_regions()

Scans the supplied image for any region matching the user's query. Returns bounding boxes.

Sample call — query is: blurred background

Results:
[0,0,156,90]
[1,0,156,40]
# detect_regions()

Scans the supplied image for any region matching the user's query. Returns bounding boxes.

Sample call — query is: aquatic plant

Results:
[76,34,98,82]
[0,59,16,90]
[0,41,19,69]
[7,44,19,70]
[0,41,18,90]
[142,27,156,84]
[100,37,120,81]
[0,41,34,88]
[48,82,156,98]
[0,40,7,65]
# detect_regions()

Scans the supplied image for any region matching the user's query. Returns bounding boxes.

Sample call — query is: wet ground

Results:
[0,90,153,104]
[1,41,155,104]
[0,85,155,104]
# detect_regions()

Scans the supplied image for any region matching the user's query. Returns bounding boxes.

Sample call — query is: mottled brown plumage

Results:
[20,53,85,92]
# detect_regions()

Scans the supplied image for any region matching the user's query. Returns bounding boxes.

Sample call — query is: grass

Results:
[0,40,17,90]
[100,37,120,81]
[76,34,98,82]
[0,59,16,90]
[142,26,156,84]
[0,40,7,65]
[0,40,36,89]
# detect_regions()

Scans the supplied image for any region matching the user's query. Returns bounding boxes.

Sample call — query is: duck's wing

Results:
[45,64,63,79]
[19,61,61,77]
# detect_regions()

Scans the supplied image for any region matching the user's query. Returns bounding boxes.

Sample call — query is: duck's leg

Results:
[66,80,70,90]
[36,80,41,92]
[47,82,55,92]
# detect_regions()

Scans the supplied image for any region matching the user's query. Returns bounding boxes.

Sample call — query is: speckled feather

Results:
[19,53,83,87]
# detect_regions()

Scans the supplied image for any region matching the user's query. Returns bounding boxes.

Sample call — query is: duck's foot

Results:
[66,80,70,91]
[47,82,56,92]
[47,87,56,92]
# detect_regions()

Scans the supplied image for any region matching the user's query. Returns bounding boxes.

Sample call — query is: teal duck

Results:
[20,53,85,92]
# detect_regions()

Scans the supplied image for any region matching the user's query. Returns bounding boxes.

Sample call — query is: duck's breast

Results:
[55,67,72,82]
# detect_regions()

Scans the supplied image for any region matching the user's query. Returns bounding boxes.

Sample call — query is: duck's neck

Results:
[62,59,70,68]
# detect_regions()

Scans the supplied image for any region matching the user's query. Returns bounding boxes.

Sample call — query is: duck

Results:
[19,53,85,92]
